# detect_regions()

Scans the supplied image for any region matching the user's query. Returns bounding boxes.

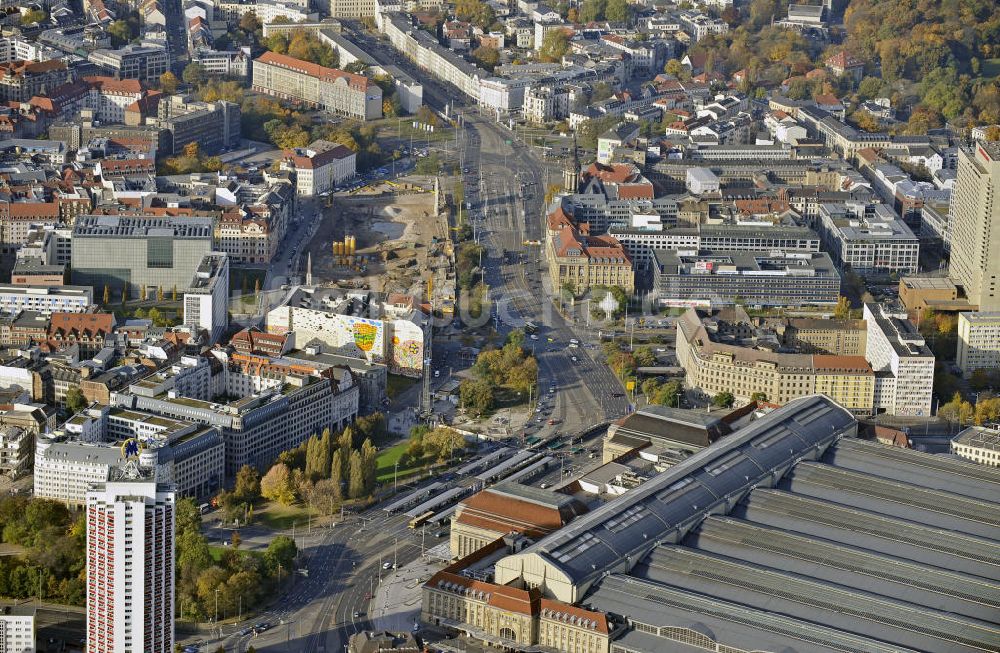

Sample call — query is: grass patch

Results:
[375,442,426,483]
[375,442,433,483]
[983,58,1000,78]
[254,502,317,531]
[387,374,419,399]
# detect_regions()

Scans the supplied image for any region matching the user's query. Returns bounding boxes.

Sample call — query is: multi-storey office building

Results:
[88,45,170,82]
[155,93,241,155]
[183,252,229,345]
[608,223,821,271]
[35,405,225,505]
[252,51,382,120]
[0,285,92,316]
[816,202,919,275]
[949,142,1000,311]
[863,303,935,417]
[114,356,359,476]
[651,249,840,308]
[675,309,875,413]
[71,215,214,299]
[956,311,1000,376]
[86,466,174,653]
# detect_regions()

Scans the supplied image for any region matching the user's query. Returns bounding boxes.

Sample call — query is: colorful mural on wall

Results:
[345,318,385,361]
[393,338,423,374]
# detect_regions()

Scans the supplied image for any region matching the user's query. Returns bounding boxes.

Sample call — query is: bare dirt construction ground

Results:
[306,179,451,298]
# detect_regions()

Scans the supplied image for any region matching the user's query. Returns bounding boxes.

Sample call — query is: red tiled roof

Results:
[255,51,371,91]
[616,184,654,200]
[539,599,609,634]
[826,51,863,70]
[83,75,144,95]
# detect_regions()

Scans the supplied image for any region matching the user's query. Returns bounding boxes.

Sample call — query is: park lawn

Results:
[375,442,425,483]
[254,501,317,531]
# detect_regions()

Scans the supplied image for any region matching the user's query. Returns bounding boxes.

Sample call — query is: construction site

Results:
[305,177,457,314]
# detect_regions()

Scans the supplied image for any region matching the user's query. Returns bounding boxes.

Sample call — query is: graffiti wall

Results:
[344,317,385,363]
[390,319,425,377]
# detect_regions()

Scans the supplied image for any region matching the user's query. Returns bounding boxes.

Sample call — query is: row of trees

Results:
[259,414,388,513]
[176,498,296,622]
[939,392,1000,427]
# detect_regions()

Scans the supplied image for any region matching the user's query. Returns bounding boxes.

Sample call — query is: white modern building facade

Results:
[183,252,229,344]
[0,285,92,316]
[957,311,1000,376]
[863,303,934,417]
[86,467,175,653]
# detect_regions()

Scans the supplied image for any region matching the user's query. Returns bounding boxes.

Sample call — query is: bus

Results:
[408,510,435,529]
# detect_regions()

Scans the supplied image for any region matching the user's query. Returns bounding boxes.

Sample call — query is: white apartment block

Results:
[0,36,61,62]
[0,285,92,316]
[952,426,1000,467]
[86,468,174,653]
[190,48,249,78]
[864,303,935,417]
[183,252,229,344]
[523,85,569,124]
[0,606,35,653]
[35,438,120,508]
[216,0,317,23]
[0,426,32,478]
[957,312,1000,376]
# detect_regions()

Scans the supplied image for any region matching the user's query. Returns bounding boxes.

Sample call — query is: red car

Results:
[547,418,561,425]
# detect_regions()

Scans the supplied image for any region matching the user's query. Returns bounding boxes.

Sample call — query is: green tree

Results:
[107,19,135,47]
[750,391,768,403]
[652,380,683,407]
[233,465,261,505]
[632,346,656,367]
[238,11,261,33]
[20,9,47,24]
[330,449,344,498]
[264,535,297,575]
[102,284,110,305]
[938,392,974,424]
[605,0,628,23]
[712,391,735,408]
[539,29,570,63]
[64,386,87,413]
[472,46,500,71]
[347,450,366,499]
[460,378,495,416]
[833,296,851,319]
[580,0,606,22]
[182,62,208,87]
[360,438,377,491]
